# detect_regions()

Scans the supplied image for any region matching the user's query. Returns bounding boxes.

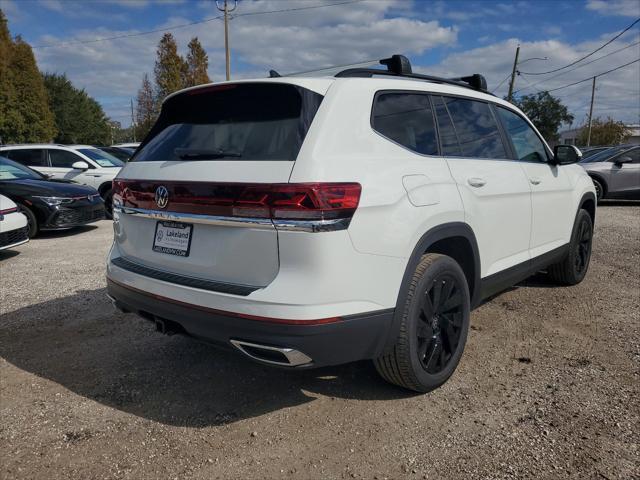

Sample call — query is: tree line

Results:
[0,7,629,147]
[134,33,210,140]
[1,10,113,145]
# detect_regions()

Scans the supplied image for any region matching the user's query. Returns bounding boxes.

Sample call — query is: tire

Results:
[103,189,113,220]
[374,253,471,393]
[592,178,604,202]
[547,209,593,286]
[17,204,38,238]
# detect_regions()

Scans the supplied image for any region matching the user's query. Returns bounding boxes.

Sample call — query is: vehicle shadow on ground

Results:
[35,224,99,239]
[0,249,21,261]
[0,288,414,428]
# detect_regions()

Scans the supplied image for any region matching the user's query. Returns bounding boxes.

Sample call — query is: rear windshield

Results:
[133,83,324,162]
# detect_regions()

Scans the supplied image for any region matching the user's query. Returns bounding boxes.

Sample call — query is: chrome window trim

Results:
[114,205,351,232]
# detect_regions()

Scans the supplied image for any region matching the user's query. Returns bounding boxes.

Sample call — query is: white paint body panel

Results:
[107,76,595,320]
[0,194,28,250]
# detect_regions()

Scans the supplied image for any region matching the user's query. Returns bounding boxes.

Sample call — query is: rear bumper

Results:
[107,278,394,368]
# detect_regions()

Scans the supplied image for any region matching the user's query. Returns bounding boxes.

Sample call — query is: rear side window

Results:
[435,96,507,159]
[49,149,83,168]
[372,92,438,155]
[133,83,323,162]
[496,107,549,162]
[4,149,47,167]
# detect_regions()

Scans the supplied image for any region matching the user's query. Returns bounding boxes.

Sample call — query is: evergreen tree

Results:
[0,10,55,143]
[185,37,210,87]
[43,72,111,144]
[154,33,185,104]
[135,72,157,139]
[0,9,24,143]
[8,36,56,142]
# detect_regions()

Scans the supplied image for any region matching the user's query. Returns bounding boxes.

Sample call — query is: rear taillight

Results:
[0,207,18,215]
[113,181,361,222]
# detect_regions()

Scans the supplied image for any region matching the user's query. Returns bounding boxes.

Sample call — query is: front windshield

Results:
[0,156,45,180]
[78,148,124,167]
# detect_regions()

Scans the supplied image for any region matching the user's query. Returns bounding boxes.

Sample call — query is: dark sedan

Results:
[0,156,106,237]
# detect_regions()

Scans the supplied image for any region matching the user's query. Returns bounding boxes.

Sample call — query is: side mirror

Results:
[553,145,582,165]
[614,156,632,165]
[71,161,89,170]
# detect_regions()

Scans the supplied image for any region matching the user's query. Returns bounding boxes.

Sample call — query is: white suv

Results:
[106,55,596,392]
[0,144,123,217]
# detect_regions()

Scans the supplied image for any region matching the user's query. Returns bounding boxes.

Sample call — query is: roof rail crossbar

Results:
[335,54,491,94]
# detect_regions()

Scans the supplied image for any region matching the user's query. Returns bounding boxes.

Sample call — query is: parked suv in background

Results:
[0,144,123,217]
[580,145,640,201]
[106,55,596,392]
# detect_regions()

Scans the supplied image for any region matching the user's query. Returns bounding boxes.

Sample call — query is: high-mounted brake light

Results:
[113,181,362,223]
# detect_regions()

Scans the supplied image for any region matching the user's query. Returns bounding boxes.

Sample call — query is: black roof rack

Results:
[335,54,490,94]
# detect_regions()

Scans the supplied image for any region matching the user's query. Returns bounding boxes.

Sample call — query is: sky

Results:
[2,0,639,129]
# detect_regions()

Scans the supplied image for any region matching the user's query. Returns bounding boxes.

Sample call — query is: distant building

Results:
[559,124,640,146]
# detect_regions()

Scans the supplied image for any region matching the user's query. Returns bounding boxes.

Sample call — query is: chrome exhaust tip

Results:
[106,293,129,313]
[230,339,313,367]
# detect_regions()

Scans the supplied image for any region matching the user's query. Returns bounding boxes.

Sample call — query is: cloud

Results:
[586,0,640,17]
[419,33,640,125]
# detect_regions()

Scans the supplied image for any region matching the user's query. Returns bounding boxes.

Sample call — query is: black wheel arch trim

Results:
[578,191,597,226]
[380,222,481,355]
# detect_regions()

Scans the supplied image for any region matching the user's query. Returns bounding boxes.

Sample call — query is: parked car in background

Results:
[0,156,105,237]
[580,145,640,200]
[579,146,612,159]
[97,145,135,162]
[0,144,122,217]
[106,55,596,393]
[0,193,29,250]
[112,142,140,150]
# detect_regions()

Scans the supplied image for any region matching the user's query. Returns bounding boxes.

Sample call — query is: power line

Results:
[519,17,640,75]
[491,72,512,93]
[514,39,640,94]
[31,0,366,50]
[545,58,640,93]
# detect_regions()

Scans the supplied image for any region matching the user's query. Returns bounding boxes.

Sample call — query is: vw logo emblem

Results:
[155,186,169,209]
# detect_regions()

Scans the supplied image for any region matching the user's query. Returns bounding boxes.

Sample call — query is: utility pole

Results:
[586,77,596,147]
[130,98,136,143]
[507,44,520,103]
[216,0,237,81]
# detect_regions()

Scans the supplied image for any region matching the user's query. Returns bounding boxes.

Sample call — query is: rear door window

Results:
[496,107,549,162]
[133,83,323,162]
[435,96,507,159]
[49,149,84,168]
[371,92,438,155]
[4,149,47,167]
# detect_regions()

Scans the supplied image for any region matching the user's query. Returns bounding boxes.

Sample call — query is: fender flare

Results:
[578,190,597,225]
[379,222,481,355]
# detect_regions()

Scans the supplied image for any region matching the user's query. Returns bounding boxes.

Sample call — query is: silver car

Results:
[580,145,640,201]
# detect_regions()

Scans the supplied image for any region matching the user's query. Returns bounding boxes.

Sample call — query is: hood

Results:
[0,178,100,197]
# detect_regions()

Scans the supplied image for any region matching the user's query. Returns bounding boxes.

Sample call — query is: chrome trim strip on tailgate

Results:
[114,206,351,232]
[114,206,273,229]
[110,256,261,296]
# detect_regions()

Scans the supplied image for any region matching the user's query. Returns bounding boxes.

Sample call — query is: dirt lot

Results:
[1,202,638,480]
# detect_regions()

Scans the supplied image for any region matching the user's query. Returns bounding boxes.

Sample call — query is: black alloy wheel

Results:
[374,253,471,393]
[574,215,592,277]
[416,274,465,374]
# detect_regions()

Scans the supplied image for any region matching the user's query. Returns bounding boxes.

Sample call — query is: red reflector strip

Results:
[113,180,361,221]
[108,278,341,325]
[0,207,18,215]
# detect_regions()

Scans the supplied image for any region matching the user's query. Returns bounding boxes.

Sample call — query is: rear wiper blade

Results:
[175,148,242,160]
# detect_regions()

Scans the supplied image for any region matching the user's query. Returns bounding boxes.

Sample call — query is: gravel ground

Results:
[1,202,639,480]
